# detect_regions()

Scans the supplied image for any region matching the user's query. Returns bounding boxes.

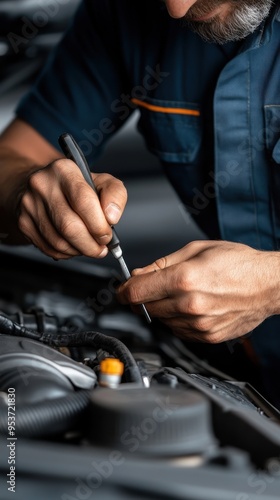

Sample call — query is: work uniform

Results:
[16,0,280,407]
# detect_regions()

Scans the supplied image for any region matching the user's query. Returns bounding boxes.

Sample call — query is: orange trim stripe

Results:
[131,98,200,116]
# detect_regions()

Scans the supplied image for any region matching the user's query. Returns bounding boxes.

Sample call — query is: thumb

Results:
[93,173,127,225]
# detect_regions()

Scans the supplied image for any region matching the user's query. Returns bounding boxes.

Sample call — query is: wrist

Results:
[260,250,280,317]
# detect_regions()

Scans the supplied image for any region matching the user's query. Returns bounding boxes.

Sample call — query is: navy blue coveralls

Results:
[16,0,280,406]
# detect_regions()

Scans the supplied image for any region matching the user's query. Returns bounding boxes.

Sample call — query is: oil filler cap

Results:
[89,386,215,456]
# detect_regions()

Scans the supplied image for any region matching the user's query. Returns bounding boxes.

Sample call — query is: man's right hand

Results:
[18,161,127,260]
[0,119,127,259]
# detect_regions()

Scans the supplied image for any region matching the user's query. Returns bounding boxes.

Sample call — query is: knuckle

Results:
[126,285,141,305]
[72,180,90,203]
[18,213,29,235]
[83,247,103,259]
[209,335,222,344]
[52,158,70,172]
[187,293,205,316]
[76,178,90,193]
[28,170,45,192]
[174,266,190,291]
[58,218,82,239]
[80,219,109,242]
[53,238,75,255]
[51,159,77,181]
[19,191,32,211]
[192,316,211,333]
[72,183,103,219]
[154,257,168,271]
[186,240,205,252]
[100,174,127,203]
[204,332,223,344]
[50,251,71,261]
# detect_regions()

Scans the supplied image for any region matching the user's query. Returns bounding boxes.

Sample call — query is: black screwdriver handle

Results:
[59,133,98,194]
[58,133,120,250]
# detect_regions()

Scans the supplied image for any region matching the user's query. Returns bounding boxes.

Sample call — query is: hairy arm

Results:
[0,118,60,243]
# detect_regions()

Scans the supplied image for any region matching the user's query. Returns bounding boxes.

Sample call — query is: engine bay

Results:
[0,246,280,500]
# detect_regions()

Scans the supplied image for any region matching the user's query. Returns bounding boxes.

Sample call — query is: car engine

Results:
[0,246,280,500]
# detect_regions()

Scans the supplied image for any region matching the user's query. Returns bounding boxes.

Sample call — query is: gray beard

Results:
[184,0,274,44]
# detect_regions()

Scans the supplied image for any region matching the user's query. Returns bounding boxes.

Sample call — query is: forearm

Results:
[0,147,39,244]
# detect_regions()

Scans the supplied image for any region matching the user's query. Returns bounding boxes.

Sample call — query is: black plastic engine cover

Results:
[89,385,215,457]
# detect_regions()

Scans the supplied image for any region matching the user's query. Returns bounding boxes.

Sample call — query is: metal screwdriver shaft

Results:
[58,133,151,324]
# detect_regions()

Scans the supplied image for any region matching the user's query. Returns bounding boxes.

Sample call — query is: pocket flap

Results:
[134,97,202,163]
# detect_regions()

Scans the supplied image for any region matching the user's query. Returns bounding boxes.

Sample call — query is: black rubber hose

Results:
[42,330,143,385]
[0,314,143,384]
[0,314,41,340]
[0,390,90,438]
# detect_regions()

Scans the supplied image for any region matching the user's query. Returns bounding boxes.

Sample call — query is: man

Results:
[0,1,279,404]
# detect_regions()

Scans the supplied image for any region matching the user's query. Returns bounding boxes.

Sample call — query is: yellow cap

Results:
[100,358,124,376]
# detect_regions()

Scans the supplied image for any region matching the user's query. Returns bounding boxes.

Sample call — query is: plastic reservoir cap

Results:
[100,358,124,376]
[89,386,216,457]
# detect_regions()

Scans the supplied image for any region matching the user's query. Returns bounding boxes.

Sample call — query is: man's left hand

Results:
[117,240,280,343]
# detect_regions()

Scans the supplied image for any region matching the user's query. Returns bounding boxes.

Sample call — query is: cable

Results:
[41,330,143,385]
[0,314,143,385]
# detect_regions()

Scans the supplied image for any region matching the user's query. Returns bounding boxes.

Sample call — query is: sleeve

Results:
[15,0,132,165]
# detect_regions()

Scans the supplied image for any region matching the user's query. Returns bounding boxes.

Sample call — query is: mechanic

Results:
[0,0,280,405]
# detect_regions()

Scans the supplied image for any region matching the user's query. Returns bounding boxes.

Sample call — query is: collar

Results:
[238,3,280,53]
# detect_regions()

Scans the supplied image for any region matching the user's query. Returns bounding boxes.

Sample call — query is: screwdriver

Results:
[58,133,151,324]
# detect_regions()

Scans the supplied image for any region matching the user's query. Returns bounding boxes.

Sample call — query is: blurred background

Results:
[0,0,205,272]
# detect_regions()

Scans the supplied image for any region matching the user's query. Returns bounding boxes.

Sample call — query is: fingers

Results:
[118,240,269,345]
[118,268,171,305]
[17,160,127,259]
[18,212,79,260]
[56,162,112,245]
[132,240,211,276]
[118,241,218,317]
[19,191,108,259]
[118,262,196,306]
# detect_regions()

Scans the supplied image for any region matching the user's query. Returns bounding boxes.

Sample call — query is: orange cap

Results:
[100,358,124,376]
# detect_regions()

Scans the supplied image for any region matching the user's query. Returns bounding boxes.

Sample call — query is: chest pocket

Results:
[133,97,202,164]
